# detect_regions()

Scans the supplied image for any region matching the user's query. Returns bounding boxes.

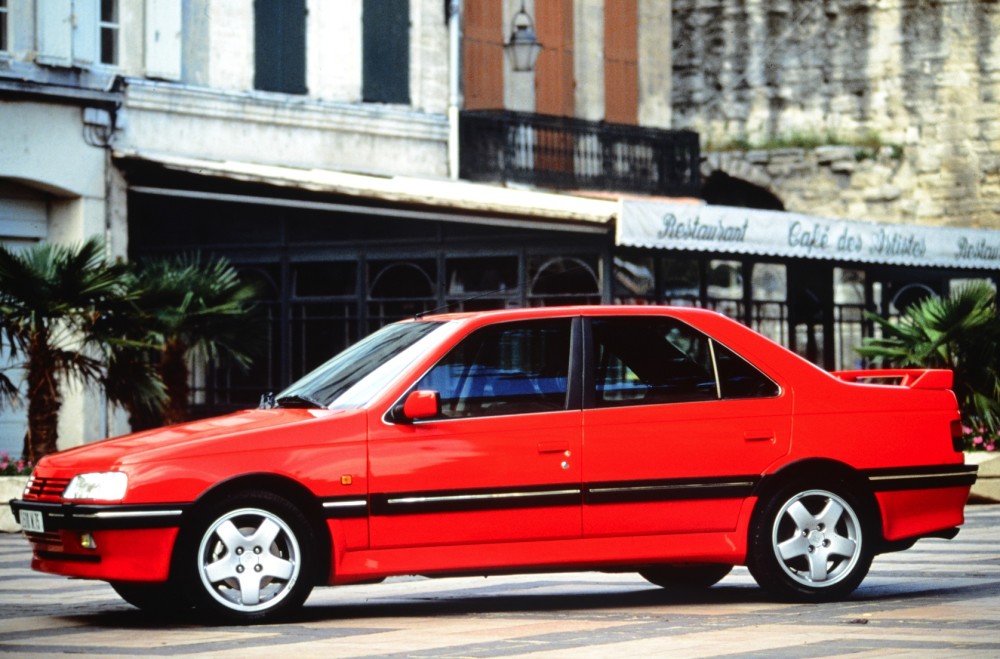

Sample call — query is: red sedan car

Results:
[12,306,977,623]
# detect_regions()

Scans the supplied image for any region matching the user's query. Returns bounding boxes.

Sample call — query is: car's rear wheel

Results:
[179,491,316,623]
[640,563,733,590]
[747,483,873,601]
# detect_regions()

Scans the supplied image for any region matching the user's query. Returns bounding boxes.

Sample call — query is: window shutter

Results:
[254,0,306,94]
[362,0,409,104]
[36,0,74,66]
[71,0,100,66]
[145,0,182,80]
[462,0,504,110]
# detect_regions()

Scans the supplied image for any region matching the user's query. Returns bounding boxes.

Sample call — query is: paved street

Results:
[1,504,998,658]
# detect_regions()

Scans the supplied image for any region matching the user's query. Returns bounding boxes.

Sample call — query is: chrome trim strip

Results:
[78,509,183,519]
[388,489,580,506]
[322,500,367,509]
[589,481,755,494]
[869,471,972,482]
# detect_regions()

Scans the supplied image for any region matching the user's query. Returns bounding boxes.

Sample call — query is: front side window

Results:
[591,316,777,407]
[414,319,572,418]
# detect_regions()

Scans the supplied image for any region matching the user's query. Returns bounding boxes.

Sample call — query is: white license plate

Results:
[20,509,44,533]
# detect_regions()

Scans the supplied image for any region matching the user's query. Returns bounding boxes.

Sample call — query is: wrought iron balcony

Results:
[459,110,700,197]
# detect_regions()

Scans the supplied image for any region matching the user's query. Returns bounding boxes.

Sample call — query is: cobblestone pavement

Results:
[1,505,998,658]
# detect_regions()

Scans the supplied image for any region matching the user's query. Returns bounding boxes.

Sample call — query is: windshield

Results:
[276,320,450,409]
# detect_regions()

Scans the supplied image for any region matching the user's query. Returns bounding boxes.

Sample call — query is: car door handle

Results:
[744,430,774,442]
[537,441,570,454]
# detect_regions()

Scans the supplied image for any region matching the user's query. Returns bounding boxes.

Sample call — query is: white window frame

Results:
[98,0,119,65]
[35,0,120,68]
[0,0,9,53]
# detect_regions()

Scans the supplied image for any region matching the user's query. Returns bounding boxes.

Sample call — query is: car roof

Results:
[415,305,726,324]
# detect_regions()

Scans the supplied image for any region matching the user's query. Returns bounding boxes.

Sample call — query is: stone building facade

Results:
[673,0,1000,229]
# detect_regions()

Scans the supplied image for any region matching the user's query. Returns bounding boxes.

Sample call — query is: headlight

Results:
[63,472,128,501]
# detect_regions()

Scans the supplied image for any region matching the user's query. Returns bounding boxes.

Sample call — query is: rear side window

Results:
[591,317,777,408]
[415,319,572,418]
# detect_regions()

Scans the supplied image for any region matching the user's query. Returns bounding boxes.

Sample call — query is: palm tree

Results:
[127,254,260,426]
[0,238,129,461]
[857,282,1000,444]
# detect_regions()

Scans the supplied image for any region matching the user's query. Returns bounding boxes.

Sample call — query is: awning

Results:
[618,199,1000,270]
[114,150,618,234]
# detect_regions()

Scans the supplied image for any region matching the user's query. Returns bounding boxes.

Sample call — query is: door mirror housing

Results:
[392,390,440,423]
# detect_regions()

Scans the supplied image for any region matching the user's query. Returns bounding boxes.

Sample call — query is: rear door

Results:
[581,315,791,537]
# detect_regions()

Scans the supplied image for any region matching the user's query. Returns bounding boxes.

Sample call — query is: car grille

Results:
[24,530,62,545]
[23,476,70,502]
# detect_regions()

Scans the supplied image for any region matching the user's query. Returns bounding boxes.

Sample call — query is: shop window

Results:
[708,259,743,320]
[659,258,700,305]
[293,262,357,298]
[362,0,409,103]
[37,0,119,67]
[291,301,358,380]
[834,268,865,304]
[528,256,600,306]
[446,257,517,295]
[446,257,518,310]
[368,260,436,327]
[751,263,787,346]
[613,256,655,303]
[833,268,866,371]
[255,0,307,94]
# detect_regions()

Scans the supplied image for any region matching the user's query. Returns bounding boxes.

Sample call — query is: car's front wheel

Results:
[179,491,317,623]
[747,483,874,601]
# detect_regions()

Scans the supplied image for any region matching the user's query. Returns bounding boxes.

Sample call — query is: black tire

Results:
[747,482,874,601]
[177,490,317,623]
[111,581,190,616]
[640,563,733,590]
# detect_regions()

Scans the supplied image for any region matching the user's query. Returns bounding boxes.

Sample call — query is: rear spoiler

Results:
[831,369,953,390]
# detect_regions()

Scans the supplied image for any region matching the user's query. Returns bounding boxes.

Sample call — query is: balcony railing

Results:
[459,110,700,197]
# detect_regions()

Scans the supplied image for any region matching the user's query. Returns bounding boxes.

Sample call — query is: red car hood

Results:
[41,408,360,471]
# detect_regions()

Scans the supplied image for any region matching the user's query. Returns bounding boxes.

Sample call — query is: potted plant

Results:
[0,451,32,532]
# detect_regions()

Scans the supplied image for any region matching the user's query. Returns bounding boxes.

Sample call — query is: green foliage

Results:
[0,240,262,459]
[0,238,131,460]
[857,283,1000,450]
[124,254,262,426]
[706,129,902,160]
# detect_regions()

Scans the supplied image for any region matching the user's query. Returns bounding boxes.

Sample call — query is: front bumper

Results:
[10,498,187,582]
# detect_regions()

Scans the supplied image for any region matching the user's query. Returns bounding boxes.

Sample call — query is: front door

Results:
[368,318,582,548]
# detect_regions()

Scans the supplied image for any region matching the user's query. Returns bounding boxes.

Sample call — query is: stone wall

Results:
[673,0,1000,229]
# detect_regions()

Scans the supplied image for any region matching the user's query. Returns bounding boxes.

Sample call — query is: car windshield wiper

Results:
[275,393,326,409]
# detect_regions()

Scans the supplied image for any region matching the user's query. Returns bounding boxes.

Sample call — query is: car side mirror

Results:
[392,390,440,423]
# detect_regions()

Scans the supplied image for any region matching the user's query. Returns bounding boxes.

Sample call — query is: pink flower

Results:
[987,443,996,452]
[973,436,984,445]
